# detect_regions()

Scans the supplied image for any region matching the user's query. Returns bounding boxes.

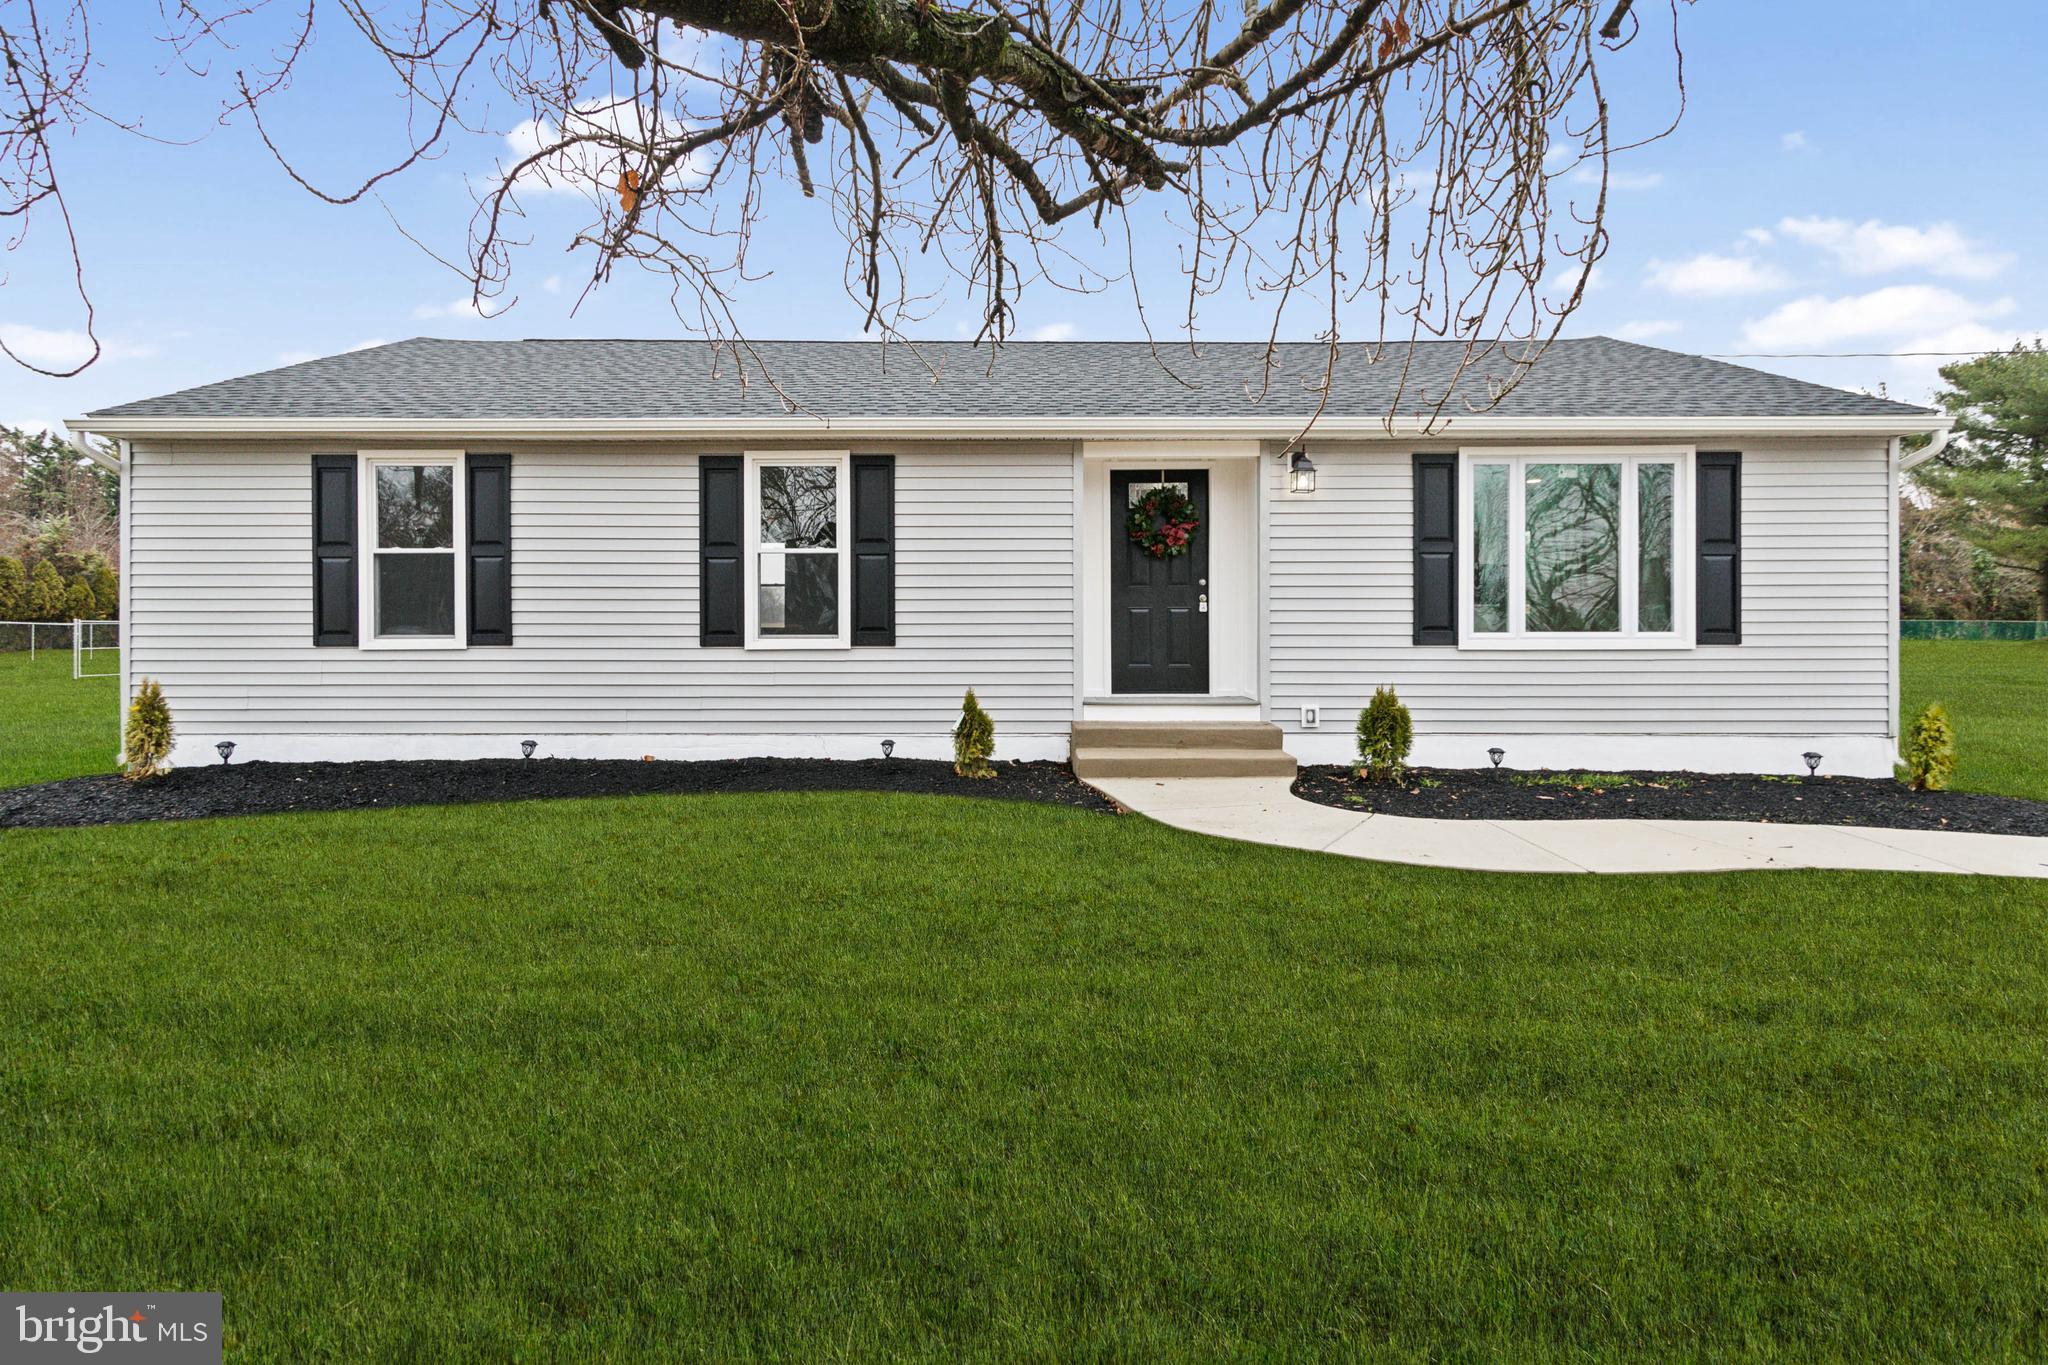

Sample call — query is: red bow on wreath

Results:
[1126,485,1202,558]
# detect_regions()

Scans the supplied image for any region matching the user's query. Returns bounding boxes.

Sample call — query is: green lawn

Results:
[3,642,2047,1355]
[0,648,118,789]
[1901,638,2048,800]
[3,794,2048,1358]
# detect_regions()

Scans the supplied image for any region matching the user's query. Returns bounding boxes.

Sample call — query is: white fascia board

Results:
[68,412,1950,442]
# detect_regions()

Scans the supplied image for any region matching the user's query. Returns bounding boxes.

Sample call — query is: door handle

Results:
[1198,594,1209,613]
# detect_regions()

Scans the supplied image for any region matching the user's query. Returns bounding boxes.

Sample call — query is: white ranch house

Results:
[73,338,1947,778]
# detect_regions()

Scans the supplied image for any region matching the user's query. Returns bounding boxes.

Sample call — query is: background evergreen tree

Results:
[86,560,119,618]
[0,556,24,619]
[26,561,66,621]
[1915,344,2048,618]
[62,577,97,620]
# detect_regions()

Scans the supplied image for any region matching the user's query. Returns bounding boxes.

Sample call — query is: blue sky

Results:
[7,0,2044,431]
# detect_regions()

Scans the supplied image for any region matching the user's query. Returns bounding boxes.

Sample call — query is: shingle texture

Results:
[90,336,1933,421]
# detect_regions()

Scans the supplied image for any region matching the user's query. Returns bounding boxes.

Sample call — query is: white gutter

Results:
[67,412,1951,442]
[75,435,121,470]
[1898,423,1957,471]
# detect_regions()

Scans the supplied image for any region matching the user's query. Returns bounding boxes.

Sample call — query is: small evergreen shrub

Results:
[1903,701,1957,792]
[1356,686,1413,782]
[62,577,96,621]
[953,688,996,779]
[0,555,24,618]
[85,559,119,617]
[26,561,66,621]
[123,679,175,781]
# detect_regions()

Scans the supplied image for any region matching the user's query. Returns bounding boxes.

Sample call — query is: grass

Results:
[0,647,118,789]
[1508,770,1650,790]
[1901,638,2048,800]
[3,794,2048,1358]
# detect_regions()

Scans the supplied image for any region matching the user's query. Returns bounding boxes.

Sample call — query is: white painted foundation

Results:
[166,732,1071,769]
[1282,731,1900,779]
[169,729,1897,779]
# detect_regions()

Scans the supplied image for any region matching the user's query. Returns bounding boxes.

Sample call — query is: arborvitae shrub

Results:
[1904,701,1957,792]
[62,577,96,621]
[26,561,66,621]
[953,688,996,779]
[0,556,24,619]
[86,561,118,617]
[1356,686,1414,783]
[123,679,175,781]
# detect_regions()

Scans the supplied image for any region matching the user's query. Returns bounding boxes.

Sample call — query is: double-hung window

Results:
[746,451,850,648]
[361,452,465,647]
[1460,447,1690,648]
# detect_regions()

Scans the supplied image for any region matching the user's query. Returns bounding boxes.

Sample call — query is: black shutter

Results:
[1413,453,1458,645]
[851,454,896,646]
[1697,451,1742,645]
[467,453,512,646]
[312,454,357,646]
[699,455,743,647]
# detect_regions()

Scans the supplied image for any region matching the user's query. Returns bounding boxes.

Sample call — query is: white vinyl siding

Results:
[1265,438,1894,737]
[124,440,1075,740]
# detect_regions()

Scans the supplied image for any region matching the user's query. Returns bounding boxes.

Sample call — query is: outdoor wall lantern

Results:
[521,739,538,760]
[1488,747,1505,769]
[215,740,235,765]
[1288,450,1317,495]
[1803,751,1823,777]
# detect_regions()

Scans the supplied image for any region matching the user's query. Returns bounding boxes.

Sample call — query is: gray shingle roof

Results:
[88,336,1933,421]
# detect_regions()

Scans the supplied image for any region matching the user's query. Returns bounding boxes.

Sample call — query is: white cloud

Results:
[7,417,60,437]
[1644,253,1790,297]
[541,275,563,295]
[1614,320,1681,342]
[1776,215,2010,280]
[346,337,390,353]
[412,298,489,321]
[1571,166,1664,190]
[1780,131,1809,152]
[502,100,705,199]
[1026,322,1077,341]
[0,324,154,369]
[1742,285,2014,349]
[1741,227,1774,247]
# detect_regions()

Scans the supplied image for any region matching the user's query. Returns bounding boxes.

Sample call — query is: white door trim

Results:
[1078,442,1261,705]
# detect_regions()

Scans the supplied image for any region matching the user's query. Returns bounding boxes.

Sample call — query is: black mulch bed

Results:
[0,757,1117,830]
[1292,766,2048,836]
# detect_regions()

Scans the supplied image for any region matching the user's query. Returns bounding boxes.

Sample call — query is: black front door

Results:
[1110,468,1209,694]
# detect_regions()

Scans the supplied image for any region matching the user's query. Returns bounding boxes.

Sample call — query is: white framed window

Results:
[1458,446,1692,649]
[360,450,466,649]
[745,451,851,649]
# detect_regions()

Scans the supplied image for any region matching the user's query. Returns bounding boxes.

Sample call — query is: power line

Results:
[1706,348,2036,359]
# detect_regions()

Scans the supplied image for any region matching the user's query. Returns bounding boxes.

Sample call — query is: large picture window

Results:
[1460,448,1690,648]
[360,452,465,647]
[746,452,850,648]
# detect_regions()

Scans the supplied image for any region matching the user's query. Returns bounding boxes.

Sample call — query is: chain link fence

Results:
[1901,619,2048,641]
[0,620,122,676]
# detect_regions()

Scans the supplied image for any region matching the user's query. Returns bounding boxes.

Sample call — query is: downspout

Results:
[1898,423,1955,472]
[116,437,133,765]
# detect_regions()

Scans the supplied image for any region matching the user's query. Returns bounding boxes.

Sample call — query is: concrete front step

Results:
[1070,720,1287,751]
[1072,747,1300,779]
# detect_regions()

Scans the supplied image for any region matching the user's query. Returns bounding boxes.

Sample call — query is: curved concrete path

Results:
[1085,776,2048,878]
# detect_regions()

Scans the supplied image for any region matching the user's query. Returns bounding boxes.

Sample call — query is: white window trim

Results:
[359,449,466,651]
[744,450,853,651]
[1456,445,1694,651]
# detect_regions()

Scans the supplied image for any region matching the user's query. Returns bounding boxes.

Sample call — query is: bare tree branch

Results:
[0,0,1688,428]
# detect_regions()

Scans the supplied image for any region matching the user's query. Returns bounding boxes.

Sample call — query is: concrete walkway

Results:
[1085,776,2048,878]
